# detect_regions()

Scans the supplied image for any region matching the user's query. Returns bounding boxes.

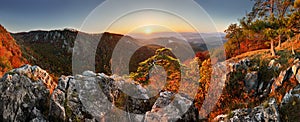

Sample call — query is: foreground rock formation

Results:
[0,65,199,122]
[212,55,300,121]
[2,54,300,121]
[214,98,280,122]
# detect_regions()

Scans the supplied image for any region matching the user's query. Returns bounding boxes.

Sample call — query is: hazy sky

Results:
[0,0,253,33]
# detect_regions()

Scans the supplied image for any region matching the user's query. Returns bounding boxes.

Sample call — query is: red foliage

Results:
[0,25,26,76]
[195,51,210,61]
[226,38,270,59]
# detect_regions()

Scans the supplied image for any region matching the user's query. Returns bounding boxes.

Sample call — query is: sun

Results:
[144,28,152,34]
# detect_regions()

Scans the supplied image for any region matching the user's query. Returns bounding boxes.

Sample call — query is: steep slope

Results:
[0,25,26,77]
[13,30,142,76]
[12,29,79,76]
[12,30,171,77]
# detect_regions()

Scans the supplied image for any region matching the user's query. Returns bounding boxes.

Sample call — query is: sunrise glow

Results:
[144,28,152,34]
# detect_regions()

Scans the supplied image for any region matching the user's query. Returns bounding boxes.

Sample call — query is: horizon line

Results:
[7,27,225,35]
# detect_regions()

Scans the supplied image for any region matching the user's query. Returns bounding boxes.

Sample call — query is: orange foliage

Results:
[0,25,26,77]
[226,38,270,59]
[195,51,210,61]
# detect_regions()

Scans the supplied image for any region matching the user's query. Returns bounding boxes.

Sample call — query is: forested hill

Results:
[224,0,300,59]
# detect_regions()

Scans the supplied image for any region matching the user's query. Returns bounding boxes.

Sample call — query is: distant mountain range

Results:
[7,27,225,77]
[130,32,226,52]
[0,25,224,77]
[129,32,226,43]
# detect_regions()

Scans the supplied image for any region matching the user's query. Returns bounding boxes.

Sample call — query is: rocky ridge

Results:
[213,55,300,121]
[0,65,199,122]
[1,55,300,121]
[2,48,300,121]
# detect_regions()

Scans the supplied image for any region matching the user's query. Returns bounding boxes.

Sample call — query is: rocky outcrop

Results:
[279,84,300,121]
[144,91,199,122]
[268,59,282,70]
[244,71,259,93]
[281,85,300,105]
[9,64,57,93]
[271,57,300,92]
[0,66,50,121]
[228,58,251,72]
[214,98,280,122]
[50,71,143,121]
[212,57,300,121]
[213,56,300,122]
[3,56,300,122]
[50,71,199,122]
[0,66,199,121]
[272,67,293,91]
[293,63,300,84]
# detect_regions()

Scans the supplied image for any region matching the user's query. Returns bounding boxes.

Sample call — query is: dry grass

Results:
[227,35,300,62]
[228,49,270,62]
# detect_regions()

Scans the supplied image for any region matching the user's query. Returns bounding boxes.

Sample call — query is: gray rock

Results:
[279,85,300,121]
[268,59,276,69]
[214,98,280,122]
[261,78,275,98]
[281,85,300,105]
[144,91,199,122]
[49,71,157,122]
[10,64,57,91]
[295,69,300,84]
[0,72,50,121]
[272,67,293,90]
[268,59,282,70]
[292,59,300,83]
[241,58,251,67]
[244,71,259,93]
[82,70,97,77]
[1,66,201,122]
[228,58,251,73]
[49,88,66,121]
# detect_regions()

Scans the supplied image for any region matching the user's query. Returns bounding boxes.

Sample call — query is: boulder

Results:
[144,91,199,122]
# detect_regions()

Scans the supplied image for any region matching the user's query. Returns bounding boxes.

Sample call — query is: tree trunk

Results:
[292,36,296,55]
[238,41,241,55]
[269,0,274,16]
[236,36,240,55]
[277,34,281,48]
[270,0,274,15]
[271,39,276,56]
[292,45,295,55]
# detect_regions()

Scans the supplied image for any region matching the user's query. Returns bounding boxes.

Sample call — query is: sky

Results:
[0,0,254,34]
